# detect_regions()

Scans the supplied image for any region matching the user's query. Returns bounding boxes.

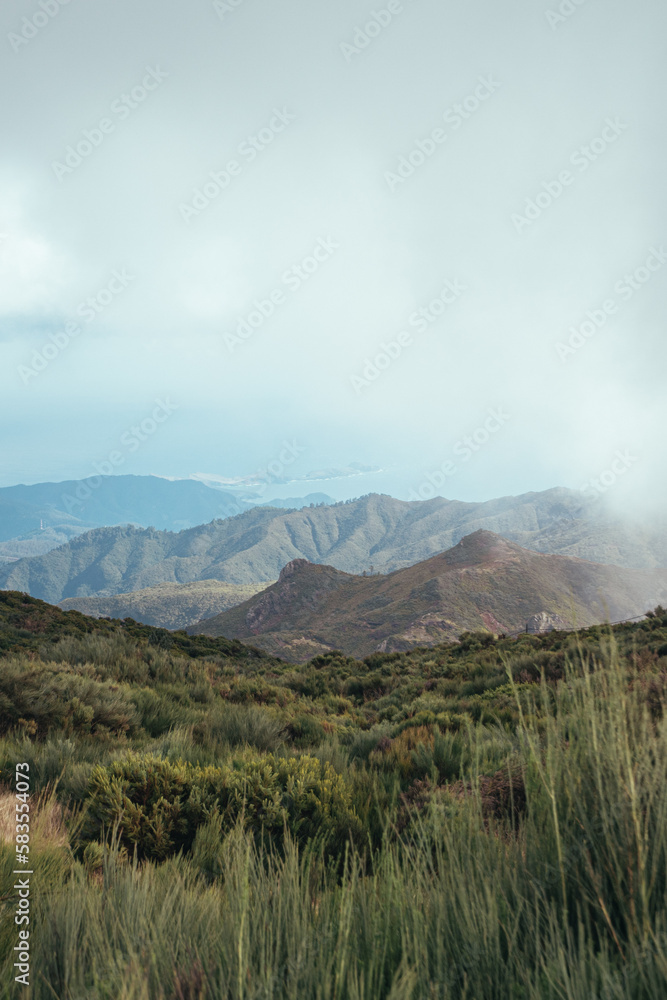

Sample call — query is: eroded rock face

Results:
[525,611,568,634]
[278,559,311,582]
[244,560,350,634]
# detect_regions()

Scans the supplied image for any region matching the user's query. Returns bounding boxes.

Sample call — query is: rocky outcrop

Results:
[525,611,568,634]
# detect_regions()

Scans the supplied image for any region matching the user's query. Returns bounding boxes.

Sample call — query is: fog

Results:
[0,0,665,512]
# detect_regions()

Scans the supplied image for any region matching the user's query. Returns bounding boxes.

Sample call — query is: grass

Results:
[0,601,667,996]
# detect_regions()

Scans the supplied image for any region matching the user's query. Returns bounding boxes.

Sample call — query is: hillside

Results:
[257,493,335,508]
[1,489,666,604]
[0,477,337,562]
[189,530,667,660]
[59,579,271,630]
[0,474,253,540]
[0,524,86,563]
[0,589,271,661]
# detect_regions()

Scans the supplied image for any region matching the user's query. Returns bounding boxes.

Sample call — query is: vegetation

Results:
[5,489,667,605]
[0,473,246,541]
[59,579,272,631]
[1,590,667,997]
[0,590,270,660]
[190,531,667,660]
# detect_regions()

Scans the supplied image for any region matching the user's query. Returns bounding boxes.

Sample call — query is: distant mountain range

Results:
[1,489,665,606]
[188,531,667,661]
[0,525,88,564]
[59,580,270,630]
[0,475,334,552]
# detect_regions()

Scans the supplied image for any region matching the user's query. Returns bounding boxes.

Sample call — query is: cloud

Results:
[0,0,665,511]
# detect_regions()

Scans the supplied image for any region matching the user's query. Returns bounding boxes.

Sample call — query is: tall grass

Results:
[1,639,666,998]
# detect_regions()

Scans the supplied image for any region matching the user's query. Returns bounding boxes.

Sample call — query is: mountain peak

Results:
[444,530,519,566]
[278,559,312,582]
[190,531,667,661]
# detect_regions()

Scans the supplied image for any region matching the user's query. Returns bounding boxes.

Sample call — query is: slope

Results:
[188,531,667,660]
[0,475,245,540]
[1,489,666,604]
[59,579,272,630]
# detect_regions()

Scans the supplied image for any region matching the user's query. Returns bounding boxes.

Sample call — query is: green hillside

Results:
[0,474,246,540]
[0,525,88,564]
[0,590,271,662]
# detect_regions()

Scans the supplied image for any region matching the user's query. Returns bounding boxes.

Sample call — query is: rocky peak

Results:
[278,559,312,582]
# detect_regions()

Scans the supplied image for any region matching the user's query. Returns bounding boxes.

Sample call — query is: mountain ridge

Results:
[0,474,334,547]
[188,530,667,661]
[1,489,665,605]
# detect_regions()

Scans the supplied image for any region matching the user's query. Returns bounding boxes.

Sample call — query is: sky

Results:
[0,0,665,510]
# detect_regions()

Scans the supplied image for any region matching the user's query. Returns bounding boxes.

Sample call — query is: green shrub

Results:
[81,751,362,861]
[288,714,326,747]
[0,658,139,737]
[190,811,227,880]
[193,703,286,752]
[40,632,141,671]
[129,686,191,736]
[344,724,393,763]
[82,840,105,875]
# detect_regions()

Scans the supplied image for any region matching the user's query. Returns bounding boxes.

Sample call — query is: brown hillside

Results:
[188,531,667,661]
[58,580,270,630]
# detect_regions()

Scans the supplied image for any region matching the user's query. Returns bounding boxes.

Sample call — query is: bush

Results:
[193,703,286,752]
[40,632,141,671]
[369,725,435,780]
[344,724,393,763]
[81,751,362,861]
[288,714,326,747]
[129,687,190,736]
[0,658,139,737]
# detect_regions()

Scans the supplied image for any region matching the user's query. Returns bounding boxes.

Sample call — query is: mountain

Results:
[188,531,667,661]
[1,489,666,605]
[59,580,271,630]
[0,476,335,557]
[0,475,247,541]
[0,525,86,564]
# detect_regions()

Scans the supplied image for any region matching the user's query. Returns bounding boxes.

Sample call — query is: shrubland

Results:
[1,591,667,997]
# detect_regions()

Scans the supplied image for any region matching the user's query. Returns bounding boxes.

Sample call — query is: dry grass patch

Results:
[0,786,68,849]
